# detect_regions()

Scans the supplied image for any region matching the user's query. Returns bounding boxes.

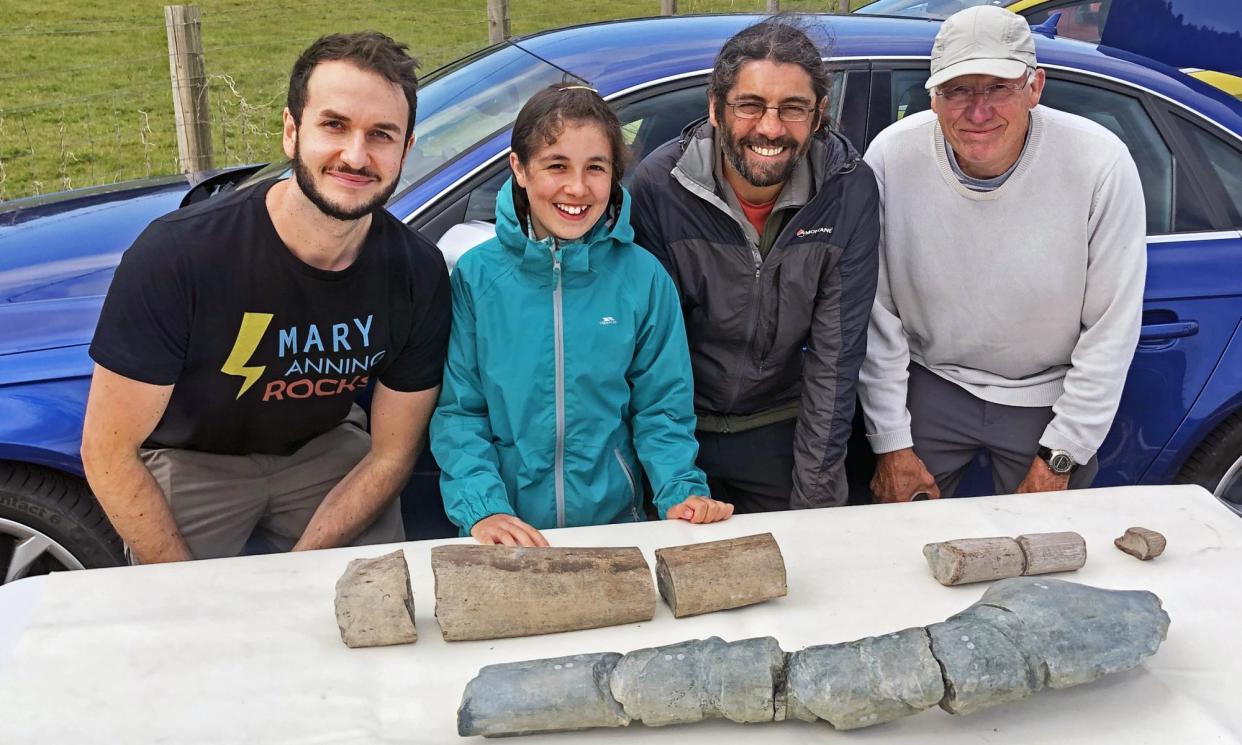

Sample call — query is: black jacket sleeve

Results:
[791,163,881,508]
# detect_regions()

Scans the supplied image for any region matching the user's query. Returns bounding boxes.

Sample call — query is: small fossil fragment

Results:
[654,533,787,618]
[458,578,1170,737]
[334,549,417,648]
[923,531,1086,586]
[1115,527,1167,560]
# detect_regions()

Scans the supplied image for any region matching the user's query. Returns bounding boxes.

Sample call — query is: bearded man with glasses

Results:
[858,6,1146,503]
[630,17,880,513]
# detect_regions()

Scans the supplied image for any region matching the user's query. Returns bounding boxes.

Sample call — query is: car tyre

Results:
[0,462,125,584]
[1177,412,1242,515]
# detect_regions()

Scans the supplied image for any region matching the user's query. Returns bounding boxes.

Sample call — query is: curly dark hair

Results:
[287,31,420,140]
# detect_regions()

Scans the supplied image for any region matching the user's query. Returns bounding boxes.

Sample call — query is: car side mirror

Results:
[436,221,496,273]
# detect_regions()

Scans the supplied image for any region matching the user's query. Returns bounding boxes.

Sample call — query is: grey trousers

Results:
[908,365,1099,498]
[137,405,404,561]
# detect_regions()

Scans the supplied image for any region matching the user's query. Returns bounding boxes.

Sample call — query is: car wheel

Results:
[0,462,125,585]
[1177,412,1242,516]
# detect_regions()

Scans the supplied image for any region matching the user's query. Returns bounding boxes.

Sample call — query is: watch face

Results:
[1049,453,1074,474]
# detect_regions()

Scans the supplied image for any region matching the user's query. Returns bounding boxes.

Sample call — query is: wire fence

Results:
[0,0,861,202]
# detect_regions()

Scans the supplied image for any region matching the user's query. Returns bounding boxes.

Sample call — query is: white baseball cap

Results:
[925,5,1037,90]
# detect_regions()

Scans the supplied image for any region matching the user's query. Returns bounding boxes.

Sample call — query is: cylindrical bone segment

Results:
[431,545,655,641]
[923,537,1026,586]
[923,532,1088,586]
[457,653,630,737]
[927,604,1045,715]
[654,533,788,617]
[609,636,785,726]
[786,627,944,729]
[1114,527,1166,560]
[333,549,417,648]
[1017,532,1087,575]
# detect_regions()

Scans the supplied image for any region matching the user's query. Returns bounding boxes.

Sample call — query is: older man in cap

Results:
[858,6,1146,502]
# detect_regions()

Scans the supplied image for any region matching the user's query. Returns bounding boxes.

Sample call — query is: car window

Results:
[1170,115,1242,228]
[855,0,1000,19]
[887,69,1174,235]
[1039,78,1172,234]
[1025,0,1112,44]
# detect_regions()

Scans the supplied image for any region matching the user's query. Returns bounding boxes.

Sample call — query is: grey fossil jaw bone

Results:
[457,577,1170,737]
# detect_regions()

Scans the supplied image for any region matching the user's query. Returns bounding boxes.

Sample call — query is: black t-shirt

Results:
[90,178,451,455]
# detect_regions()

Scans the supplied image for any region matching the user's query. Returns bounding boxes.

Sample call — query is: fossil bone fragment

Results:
[654,533,787,617]
[923,531,1087,586]
[785,626,945,729]
[333,549,417,648]
[431,545,655,641]
[457,578,1169,737]
[1115,527,1166,560]
[458,653,630,737]
[610,636,785,726]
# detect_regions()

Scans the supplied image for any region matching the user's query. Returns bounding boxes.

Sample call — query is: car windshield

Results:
[855,0,1003,19]
[235,43,581,198]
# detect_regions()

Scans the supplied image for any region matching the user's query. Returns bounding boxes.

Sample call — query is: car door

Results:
[866,64,1242,491]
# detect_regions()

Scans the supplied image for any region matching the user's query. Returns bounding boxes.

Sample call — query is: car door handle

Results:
[1139,321,1199,341]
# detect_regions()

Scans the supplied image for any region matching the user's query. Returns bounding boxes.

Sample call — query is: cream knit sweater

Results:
[859,106,1146,465]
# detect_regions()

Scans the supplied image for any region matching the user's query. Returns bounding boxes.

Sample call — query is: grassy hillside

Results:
[0,0,871,201]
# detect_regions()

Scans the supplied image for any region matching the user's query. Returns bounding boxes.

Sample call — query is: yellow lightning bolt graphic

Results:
[220,312,274,399]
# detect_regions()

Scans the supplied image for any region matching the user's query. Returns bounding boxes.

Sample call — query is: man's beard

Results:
[292,142,399,222]
[719,117,808,189]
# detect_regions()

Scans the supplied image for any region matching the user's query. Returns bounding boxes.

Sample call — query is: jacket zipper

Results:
[552,241,566,529]
[722,240,764,416]
[614,449,641,521]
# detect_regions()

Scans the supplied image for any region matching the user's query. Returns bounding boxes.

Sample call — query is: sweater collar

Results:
[932,106,1045,201]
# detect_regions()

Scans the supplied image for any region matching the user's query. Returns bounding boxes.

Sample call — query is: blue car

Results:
[2,13,1240,584]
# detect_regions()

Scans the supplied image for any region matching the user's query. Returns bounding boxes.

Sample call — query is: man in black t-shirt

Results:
[81,31,450,564]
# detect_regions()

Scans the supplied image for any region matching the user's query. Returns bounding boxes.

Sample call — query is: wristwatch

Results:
[1037,446,1078,475]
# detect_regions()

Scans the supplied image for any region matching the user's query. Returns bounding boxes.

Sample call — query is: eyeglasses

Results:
[724,101,814,123]
[934,76,1032,109]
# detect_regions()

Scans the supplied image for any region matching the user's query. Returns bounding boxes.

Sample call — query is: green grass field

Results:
[0,0,871,201]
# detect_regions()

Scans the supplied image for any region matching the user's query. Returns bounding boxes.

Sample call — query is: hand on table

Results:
[470,514,550,547]
[871,448,941,503]
[665,495,734,524]
[1014,457,1071,494]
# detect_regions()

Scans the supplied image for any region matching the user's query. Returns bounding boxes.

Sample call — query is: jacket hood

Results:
[676,117,861,192]
[494,176,635,274]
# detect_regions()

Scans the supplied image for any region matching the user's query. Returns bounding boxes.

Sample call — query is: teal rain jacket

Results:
[431,178,709,533]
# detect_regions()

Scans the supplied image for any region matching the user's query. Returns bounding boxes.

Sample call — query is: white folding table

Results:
[1,484,1238,744]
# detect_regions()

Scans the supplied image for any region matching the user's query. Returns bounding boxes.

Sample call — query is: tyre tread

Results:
[0,461,125,572]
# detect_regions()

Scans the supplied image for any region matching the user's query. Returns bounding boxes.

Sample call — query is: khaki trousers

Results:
[137,405,404,561]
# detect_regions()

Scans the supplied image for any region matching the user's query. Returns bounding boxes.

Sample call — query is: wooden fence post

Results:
[661,0,677,16]
[164,5,214,175]
[487,0,511,44]
[767,0,780,11]
[838,0,851,13]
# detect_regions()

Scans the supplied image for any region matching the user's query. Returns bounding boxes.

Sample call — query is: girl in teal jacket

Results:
[431,85,733,546]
